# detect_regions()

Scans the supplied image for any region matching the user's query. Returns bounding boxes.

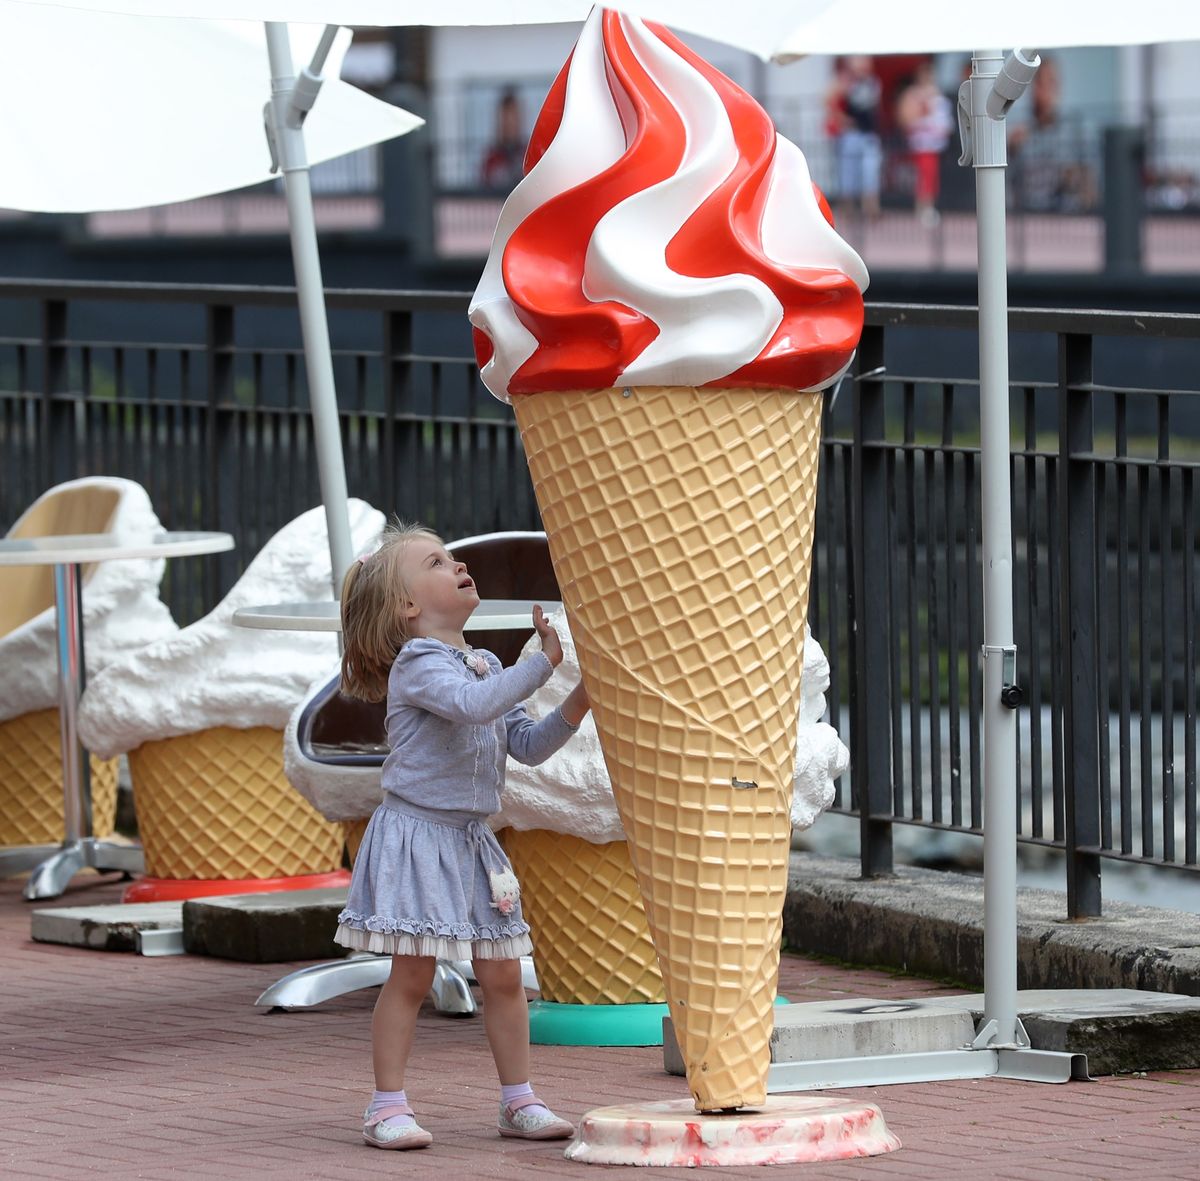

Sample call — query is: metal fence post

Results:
[39,298,71,490]
[380,83,432,260]
[1103,127,1145,277]
[383,307,413,515]
[851,324,894,877]
[1058,331,1103,917]
[205,303,239,602]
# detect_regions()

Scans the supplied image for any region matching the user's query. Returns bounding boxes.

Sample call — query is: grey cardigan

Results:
[380,637,577,815]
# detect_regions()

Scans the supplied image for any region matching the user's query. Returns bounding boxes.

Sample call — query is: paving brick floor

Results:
[3,870,1199,1179]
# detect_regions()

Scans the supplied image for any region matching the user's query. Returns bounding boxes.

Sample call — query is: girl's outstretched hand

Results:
[532,604,563,668]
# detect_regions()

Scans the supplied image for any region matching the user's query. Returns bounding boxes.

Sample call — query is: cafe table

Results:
[232,598,558,633]
[0,531,234,899]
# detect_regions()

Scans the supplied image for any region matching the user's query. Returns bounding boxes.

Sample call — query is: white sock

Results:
[369,1088,415,1128]
[501,1081,550,1119]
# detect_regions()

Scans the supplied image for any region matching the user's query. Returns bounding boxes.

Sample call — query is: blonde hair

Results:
[339,521,443,701]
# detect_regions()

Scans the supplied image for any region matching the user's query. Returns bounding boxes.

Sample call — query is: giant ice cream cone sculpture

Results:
[470,11,867,1111]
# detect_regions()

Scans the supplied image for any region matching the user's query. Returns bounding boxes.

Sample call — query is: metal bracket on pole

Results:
[971,1013,1031,1050]
[987,49,1042,121]
[958,49,1040,170]
[263,26,339,173]
[262,105,281,173]
[983,643,1025,709]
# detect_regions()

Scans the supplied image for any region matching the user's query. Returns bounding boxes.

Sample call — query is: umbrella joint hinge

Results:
[262,103,281,174]
[957,49,1041,170]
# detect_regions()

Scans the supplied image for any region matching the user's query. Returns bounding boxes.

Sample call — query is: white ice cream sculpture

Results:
[0,477,177,845]
[78,501,385,892]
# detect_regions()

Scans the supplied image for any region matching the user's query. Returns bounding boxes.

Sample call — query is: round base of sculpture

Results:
[529,1000,670,1046]
[123,868,351,903]
[563,1095,901,1167]
[530,996,791,1047]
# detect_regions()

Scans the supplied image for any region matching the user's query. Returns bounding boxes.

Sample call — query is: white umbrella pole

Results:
[264,22,354,597]
[963,47,1041,1050]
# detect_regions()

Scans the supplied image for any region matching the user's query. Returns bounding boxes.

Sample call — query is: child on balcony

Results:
[334,522,590,1151]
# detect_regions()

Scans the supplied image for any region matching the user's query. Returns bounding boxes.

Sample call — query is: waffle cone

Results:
[342,818,370,866]
[128,726,343,880]
[0,709,118,845]
[499,828,665,1005]
[513,386,822,1110]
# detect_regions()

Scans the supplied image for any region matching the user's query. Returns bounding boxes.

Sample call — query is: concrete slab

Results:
[182,887,349,963]
[930,989,1200,1075]
[783,851,1200,996]
[665,988,1200,1077]
[663,996,974,1076]
[30,901,182,953]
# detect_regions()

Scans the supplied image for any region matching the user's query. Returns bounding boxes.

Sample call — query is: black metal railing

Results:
[821,304,1200,914]
[2,279,1197,913]
[0,279,538,619]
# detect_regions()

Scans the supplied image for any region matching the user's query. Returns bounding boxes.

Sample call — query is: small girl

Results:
[334,522,589,1151]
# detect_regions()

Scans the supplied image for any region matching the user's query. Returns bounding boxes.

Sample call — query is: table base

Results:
[255,954,538,1016]
[19,836,144,900]
[0,844,61,878]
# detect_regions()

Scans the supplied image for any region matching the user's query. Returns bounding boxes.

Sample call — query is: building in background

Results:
[2,25,1199,298]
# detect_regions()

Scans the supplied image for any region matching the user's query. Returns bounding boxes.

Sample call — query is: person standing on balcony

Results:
[1008,55,1097,213]
[825,55,883,219]
[333,523,590,1150]
[897,61,954,227]
[481,87,526,191]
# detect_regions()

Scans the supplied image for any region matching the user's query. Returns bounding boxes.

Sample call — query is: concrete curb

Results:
[783,851,1200,996]
[182,888,349,963]
[30,902,182,953]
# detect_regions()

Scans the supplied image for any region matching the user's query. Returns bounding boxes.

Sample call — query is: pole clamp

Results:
[982,644,1025,709]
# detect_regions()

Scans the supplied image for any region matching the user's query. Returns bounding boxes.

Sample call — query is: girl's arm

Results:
[395,643,554,724]
[505,679,591,767]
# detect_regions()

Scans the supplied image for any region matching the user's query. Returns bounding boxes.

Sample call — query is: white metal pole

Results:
[963,47,1041,1050]
[264,22,354,597]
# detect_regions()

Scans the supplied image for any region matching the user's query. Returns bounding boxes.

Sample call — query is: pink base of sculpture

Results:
[563,1096,901,1167]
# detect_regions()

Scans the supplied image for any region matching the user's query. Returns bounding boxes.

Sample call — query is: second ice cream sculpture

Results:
[471,11,867,1111]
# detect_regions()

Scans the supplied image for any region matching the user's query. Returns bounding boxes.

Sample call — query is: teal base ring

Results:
[528,996,791,1048]
[529,1000,669,1046]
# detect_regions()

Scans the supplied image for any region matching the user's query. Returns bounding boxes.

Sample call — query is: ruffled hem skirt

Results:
[335,795,532,961]
[333,926,532,959]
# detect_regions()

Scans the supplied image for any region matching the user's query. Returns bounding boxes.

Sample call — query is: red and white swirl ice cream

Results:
[471,10,867,1113]
[469,9,867,398]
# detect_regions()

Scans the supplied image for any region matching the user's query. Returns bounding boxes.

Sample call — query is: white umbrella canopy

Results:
[0,5,426,593]
[0,3,422,211]
[9,0,1200,58]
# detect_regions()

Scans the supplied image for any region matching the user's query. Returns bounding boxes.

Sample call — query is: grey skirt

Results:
[334,795,532,960]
